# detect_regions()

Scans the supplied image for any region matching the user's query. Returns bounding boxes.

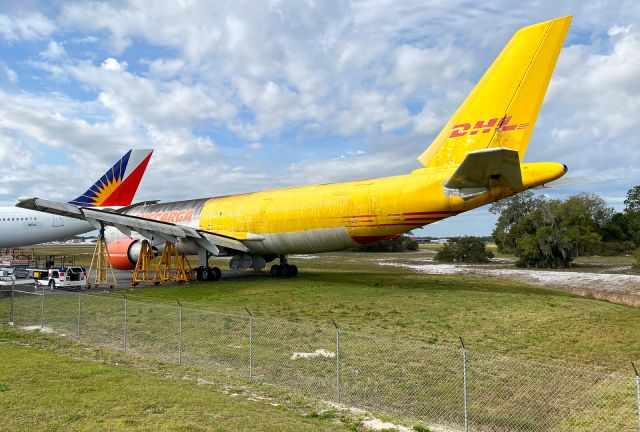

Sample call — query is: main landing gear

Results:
[195,247,221,282]
[195,266,221,281]
[270,255,298,277]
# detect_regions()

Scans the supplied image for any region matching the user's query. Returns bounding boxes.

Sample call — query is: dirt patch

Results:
[380,260,640,307]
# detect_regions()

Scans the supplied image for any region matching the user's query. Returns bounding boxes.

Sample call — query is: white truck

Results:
[35,267,87,290]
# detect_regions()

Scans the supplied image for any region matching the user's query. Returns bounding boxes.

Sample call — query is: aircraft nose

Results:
[562,164,568,173]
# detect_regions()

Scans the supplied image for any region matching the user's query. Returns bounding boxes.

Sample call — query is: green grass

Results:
[118,251,640,370]
[3,248,640,431]
[0,328,351,432]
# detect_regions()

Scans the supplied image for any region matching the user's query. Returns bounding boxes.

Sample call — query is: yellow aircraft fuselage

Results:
[125,161,565,255]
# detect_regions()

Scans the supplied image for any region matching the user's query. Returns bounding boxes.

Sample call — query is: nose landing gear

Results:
[270,255,298,277]
[195,247,221,282]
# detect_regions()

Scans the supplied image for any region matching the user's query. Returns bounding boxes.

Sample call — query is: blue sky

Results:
[0,1,639,236]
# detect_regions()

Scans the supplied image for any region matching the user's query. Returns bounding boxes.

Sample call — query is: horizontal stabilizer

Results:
[444,148,522,197]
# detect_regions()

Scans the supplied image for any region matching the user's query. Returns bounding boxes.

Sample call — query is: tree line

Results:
[349,185,640,271]
[490,186,640,268]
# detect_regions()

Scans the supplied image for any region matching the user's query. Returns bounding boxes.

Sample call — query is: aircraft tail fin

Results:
[69,149,153,207]
[417,16,571,168]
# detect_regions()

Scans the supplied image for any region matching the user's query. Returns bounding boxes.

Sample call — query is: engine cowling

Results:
[107,238,146,270]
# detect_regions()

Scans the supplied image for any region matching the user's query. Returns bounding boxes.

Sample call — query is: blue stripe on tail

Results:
[68,150,131,207]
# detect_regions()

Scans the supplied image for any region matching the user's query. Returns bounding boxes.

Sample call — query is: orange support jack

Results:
[132,241,195,286]
[132,240,155,286]
[88,227,117,289]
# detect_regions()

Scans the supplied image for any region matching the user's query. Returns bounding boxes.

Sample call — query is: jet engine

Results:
[107,238,157,270]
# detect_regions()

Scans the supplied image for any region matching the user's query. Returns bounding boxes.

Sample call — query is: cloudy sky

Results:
[0,0,638,236]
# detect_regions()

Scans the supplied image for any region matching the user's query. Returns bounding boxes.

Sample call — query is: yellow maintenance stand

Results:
[132,240,195,286]
[88,226,117,289]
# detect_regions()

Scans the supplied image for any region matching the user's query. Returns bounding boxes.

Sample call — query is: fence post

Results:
[177,300,183,366]
[76,292,81,339]
[333,319,341,404]
[40,283,45,329]
[123,294,128,353]
[460,336,468,432]
[9,280,14,323]
[632,362,640,432]
[245,307,253,380]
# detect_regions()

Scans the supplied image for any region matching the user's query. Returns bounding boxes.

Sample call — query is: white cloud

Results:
[0,0,638,233]
[393,44,473,95]
[0,12,55,41]
[101,57,127,72]
[56,0,422,140]
[288,151,414,185]
[146,58,185,79]
[39,40,65,59]
[0,61,17,84]
[533,23,640,179]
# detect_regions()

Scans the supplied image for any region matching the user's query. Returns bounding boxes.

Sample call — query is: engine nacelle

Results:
[107,238,156,270]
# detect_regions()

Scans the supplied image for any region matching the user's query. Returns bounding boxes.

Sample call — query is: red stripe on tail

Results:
[101,152,153,206]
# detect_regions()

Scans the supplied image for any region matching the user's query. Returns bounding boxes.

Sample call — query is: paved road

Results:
[1,267,275,294]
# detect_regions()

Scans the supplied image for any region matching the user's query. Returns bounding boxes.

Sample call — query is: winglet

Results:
[418,16,572,168]
[69,149,153,207]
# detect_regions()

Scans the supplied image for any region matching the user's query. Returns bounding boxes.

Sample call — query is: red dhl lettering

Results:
[449,116,529,138]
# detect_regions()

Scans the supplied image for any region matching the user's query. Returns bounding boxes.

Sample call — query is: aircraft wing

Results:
[16,197,249,255]
[444,148,523,199]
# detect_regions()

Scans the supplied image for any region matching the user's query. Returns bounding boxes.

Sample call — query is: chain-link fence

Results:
[1,286,639,431]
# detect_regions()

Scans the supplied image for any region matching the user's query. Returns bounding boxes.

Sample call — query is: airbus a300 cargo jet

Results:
[18,17,572,281]
[1,149,153,248]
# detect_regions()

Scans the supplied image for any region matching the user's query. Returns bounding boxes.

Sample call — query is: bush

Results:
[351,235,419,252]
[491,193,607,268]
[599,240,637,256]
[434,237,494,263]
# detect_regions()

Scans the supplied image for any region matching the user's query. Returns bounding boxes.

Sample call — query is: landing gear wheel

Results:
[213,267,221,280]
[289,264,298,277]
[195,267,203,281]
[270,264,281,276]
[280,264,290,277]
[201,267,211,281]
